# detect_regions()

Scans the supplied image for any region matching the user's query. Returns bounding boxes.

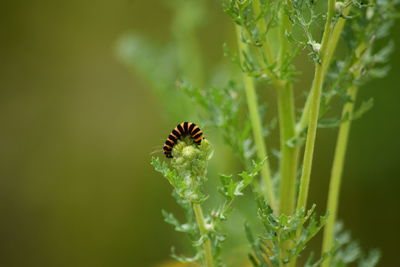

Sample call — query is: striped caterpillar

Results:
[163,122,204,158]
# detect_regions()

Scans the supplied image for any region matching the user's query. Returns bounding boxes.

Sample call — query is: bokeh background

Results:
[0,1,399,266]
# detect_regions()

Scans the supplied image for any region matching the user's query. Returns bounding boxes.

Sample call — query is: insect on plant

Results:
[163,122,205,158]
[117,0,399,265]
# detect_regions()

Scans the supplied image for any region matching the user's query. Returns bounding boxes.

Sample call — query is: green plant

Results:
[118,0,398,265]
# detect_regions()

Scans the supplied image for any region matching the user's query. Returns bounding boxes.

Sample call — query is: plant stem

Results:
[289,61,326,267]
[295,65,323,211]
[278,83,299,215]
[288,1,338,266]
[321,38,364,267]
[276,0,298,216]
[287,5,352,267]
[295,6,351,135]
[296,0,336,211]
[193,203,214,267]
[321,85,358,267]
[235,25,277,211]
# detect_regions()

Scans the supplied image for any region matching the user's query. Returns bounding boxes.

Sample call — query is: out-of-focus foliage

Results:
[321,0,400,128]
[115,0,207,119]
[329,223,381,267]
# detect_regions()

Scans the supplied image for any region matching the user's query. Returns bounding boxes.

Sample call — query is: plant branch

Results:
[193,203,215,267]
[277,83,299,215]
[295,6,352,135]
[296,0,342,211]
[276,0,298,216]
[235,25,277,210]
[321,39,365,267]
[321,85,358,267]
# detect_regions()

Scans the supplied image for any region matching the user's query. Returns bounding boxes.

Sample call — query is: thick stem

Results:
[235,25,277,210]
[321,85,358,267]
[193,203,214,267]
[276,0,297,216]
[278,84,299,215]
[275,5,299,264]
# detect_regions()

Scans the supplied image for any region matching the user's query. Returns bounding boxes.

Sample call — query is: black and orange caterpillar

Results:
[163,122,204,158]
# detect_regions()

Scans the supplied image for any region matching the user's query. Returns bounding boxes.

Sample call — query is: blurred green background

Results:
[0,1,399,266]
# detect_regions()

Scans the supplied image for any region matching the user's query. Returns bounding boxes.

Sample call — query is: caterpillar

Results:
[163,122,204,158]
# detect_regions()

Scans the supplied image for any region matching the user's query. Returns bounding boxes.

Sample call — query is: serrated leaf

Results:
[218,174,236,199]
[238,158,266,184]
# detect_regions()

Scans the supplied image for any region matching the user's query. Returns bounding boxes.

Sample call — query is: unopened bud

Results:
[335,1,345,13]
[182,146,196,159]
[311,42,321,53]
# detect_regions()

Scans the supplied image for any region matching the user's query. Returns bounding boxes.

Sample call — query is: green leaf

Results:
[238,158,266,185]
[170,247,201,263]
[218,174,236,199]
[151,157,183,190]
[162,210,195,233]
[352,98,374,120]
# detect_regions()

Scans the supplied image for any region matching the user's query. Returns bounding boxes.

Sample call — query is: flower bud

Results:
[311,41,321,53]
[170,138,213,202]
[335,1,345,13]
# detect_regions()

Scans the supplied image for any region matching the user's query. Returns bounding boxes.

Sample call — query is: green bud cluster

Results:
[171,138,213,202]
[151,138,213,204]
[171,138,212,180]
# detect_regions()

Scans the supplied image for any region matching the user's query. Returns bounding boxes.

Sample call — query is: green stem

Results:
[296,6,351,135]
[296,63,324,211]
[321,85,358,267]
[321,38,364,267]
[296,0,337,211]
[278,84,299,215]
[193,203,214,267]
[290,5,353,267]
[235,25,277,211]
[275,5,300,264]
[288,7,352,267]
[289,1,338,266]
[276,0,298,216]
